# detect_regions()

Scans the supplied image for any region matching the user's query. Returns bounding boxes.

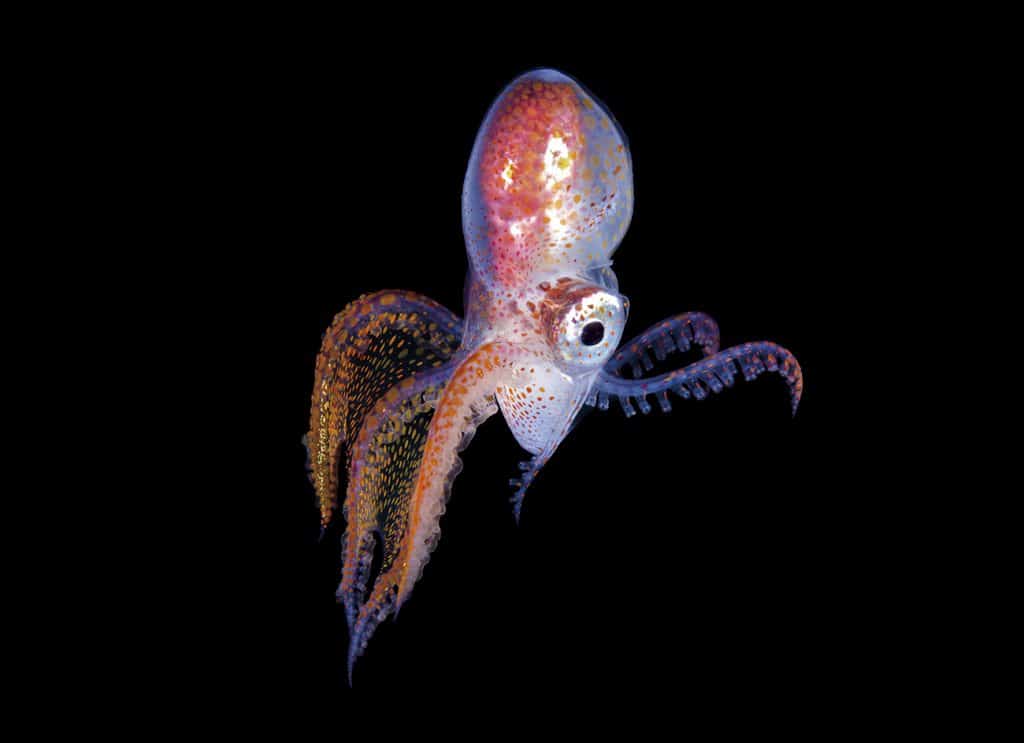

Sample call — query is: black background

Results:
[211,44,894,712]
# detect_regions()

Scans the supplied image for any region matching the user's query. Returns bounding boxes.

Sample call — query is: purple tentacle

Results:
[348,579,400,686]
[508,454,550,524]
[595,341,803,417]
[606,312,720,378]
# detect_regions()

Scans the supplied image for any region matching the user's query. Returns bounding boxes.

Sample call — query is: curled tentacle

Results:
[595,341,803,417]
[606,312,720,379]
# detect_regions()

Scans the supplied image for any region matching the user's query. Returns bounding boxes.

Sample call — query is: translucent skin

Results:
[461,69,632,480]
[462,68,633,294]
[306,69,803,682]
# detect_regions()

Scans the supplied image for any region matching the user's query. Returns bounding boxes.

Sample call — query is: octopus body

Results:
[307,69,803,682]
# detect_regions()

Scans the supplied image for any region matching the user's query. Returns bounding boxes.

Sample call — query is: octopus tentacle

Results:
[337,364,455,632]
[500,370,594,522]
[306,291,462,536]
[605,312,720,379]
[347,342,539,680]
[508,454,550,524]
[594,341,803,417]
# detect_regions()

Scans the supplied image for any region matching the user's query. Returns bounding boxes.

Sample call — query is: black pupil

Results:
[581,321,604,346]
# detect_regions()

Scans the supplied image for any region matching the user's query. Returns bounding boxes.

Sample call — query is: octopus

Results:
[306,69,803,682]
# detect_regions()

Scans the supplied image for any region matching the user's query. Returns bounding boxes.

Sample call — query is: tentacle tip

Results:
[617,396,636,417]
[510,494,524,524]
[509,474,526,521]
[346,641,360,687]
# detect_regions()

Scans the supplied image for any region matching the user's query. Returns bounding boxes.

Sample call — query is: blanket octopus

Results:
[307,69,803,681]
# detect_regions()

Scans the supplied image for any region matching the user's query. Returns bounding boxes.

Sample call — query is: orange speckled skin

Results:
[475,81,585,287]
[307,70,803,682]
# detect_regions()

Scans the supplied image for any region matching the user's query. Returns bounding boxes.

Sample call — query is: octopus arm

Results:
[595,341,803,417]
[604,312,720,379]
[335,363,455,630]
[306,291,463,537]
[346,341,540,681]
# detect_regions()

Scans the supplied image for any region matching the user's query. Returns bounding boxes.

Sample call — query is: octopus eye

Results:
[580,321,604,346]
[542,283,626,373]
